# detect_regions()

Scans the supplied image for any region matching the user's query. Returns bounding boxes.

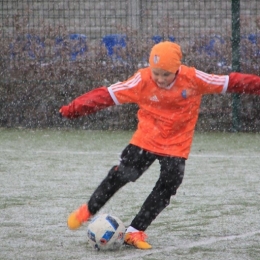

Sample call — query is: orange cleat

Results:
[67,204,91,230]
[124,231,152,249]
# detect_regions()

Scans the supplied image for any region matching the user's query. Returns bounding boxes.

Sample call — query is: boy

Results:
[59,41,260,249]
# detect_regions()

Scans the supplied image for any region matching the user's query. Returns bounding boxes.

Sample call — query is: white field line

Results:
[111,230,260,260]
[0,149,259,158]
[189,154,260,158]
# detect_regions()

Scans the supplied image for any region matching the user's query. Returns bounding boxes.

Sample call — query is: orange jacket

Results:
[108,65,228,158]
[60,67,260,158]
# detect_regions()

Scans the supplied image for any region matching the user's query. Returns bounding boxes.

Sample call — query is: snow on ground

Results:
[0,129,260,260]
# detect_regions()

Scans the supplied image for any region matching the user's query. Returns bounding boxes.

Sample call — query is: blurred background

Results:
[1,0,260,131]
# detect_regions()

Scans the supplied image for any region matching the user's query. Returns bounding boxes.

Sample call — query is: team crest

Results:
[153,55,160,64]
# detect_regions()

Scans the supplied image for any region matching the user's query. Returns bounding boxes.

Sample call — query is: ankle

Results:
[126,226,139,233]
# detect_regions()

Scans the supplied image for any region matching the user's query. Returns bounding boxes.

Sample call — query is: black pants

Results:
[88,144,185,231]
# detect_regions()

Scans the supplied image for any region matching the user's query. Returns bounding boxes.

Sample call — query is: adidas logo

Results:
[150,95,159,102]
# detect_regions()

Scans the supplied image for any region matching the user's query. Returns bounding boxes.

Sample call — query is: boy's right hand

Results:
[59,106,70,118]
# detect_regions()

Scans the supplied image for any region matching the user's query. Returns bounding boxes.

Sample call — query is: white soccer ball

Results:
[87,213,125,251]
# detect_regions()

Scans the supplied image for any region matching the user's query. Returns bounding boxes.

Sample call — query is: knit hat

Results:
[149,41,182,73]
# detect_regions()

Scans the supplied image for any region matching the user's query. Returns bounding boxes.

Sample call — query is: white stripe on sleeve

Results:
[195,69,227,85]
[107,72,142,105]
[107,86,120,105]
[110,72,141,92]
[221,75,229,94]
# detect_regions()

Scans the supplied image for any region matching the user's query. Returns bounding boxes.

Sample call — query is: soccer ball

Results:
[87,213,125,251]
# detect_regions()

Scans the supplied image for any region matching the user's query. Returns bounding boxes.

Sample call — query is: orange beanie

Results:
[149,41,182,73]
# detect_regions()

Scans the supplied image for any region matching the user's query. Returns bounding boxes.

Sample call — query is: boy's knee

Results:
[154,171,184,196]
[107,165,141,184]
[169,172,184,195]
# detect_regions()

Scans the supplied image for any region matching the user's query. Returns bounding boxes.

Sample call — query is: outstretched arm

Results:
[59,86,115,119]
[227,72,260,95]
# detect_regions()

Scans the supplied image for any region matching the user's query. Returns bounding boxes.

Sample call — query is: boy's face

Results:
[151,68,176,89]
